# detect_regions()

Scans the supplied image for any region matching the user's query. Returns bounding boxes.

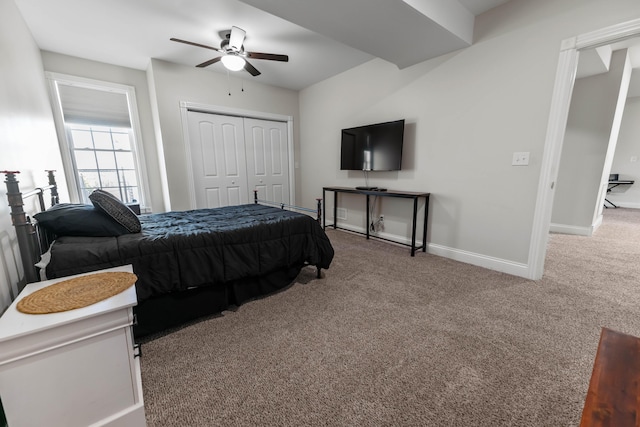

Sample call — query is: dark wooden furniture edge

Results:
[579,327,640,426]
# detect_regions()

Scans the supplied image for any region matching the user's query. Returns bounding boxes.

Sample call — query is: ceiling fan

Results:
[170,26,289,76]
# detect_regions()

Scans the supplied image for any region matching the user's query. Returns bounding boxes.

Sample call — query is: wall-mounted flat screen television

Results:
[340,119,405,171]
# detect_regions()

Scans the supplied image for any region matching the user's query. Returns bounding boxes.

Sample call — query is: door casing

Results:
[530,18,640,280]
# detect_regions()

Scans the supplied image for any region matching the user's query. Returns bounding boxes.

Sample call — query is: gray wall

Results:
[609,95,640,208]
[298,0,640,275]
[147,58,300,211]
[3,0,640,306]
[40,51,166,213]
[0,0,64,312]
[552,49,631,234]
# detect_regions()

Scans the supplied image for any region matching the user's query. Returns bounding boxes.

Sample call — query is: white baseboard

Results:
[324,223,425,248]
[326,225,530,279]
[427,243,530,278]
[606,202,640,209]
[549,217,602,236]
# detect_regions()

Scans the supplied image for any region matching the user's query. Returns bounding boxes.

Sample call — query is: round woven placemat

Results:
[17,271,138,314]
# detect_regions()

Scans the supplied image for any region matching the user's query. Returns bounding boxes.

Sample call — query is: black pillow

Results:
[89,189,141,233]
[34,204,130,237]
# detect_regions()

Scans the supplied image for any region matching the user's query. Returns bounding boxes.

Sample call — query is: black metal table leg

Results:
[411,197,418,256]
[366,194,370,239]
[323,188,327,229]
[422,194,429,253]
[333,191,337,229]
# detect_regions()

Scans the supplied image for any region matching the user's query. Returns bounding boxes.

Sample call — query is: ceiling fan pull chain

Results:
[227,70,231,96]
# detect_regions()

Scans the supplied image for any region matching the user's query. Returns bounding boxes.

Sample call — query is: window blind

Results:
[57,84,131,128]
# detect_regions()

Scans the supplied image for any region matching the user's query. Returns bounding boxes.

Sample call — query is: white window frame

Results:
[46,72,151,210]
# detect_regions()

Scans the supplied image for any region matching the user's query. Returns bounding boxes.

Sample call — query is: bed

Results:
[3,170,334,337]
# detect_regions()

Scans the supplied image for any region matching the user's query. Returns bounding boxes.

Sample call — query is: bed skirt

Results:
[133,264,303,338]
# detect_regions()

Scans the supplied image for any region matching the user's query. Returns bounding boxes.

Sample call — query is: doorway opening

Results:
[530,18,640,280]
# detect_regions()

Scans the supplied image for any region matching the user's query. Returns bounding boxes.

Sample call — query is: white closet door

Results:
[187,111,248,208]
[244,118,290,204]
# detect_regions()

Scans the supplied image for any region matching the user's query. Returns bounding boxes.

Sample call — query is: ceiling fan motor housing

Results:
[170,26,286,77]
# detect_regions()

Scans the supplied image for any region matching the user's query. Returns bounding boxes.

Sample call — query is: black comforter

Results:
[46,204,334,301]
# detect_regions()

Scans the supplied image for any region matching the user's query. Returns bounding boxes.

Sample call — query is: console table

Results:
[605,180,634,208]
[323,187,430,256]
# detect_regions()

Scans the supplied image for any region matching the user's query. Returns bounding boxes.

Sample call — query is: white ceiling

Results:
[14,0,511,91]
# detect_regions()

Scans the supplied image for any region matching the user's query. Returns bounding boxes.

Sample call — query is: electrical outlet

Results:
[379,215,384,222]
[512,152,530,166]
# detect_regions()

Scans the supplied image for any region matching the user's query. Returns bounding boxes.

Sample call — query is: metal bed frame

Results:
[253,191,324,278]
[253,190,322,223]
[2,170,58,284]
[3,169,325,285]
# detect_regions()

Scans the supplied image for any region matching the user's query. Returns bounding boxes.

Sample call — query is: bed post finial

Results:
[3,171,39,285]
[316,198,322,223]
[2,171,20,182]
[3,171,22,208]
[46,170,59,206]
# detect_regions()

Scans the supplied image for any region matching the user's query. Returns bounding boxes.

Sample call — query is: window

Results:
[68,124,140,203]
[47,73,149,208]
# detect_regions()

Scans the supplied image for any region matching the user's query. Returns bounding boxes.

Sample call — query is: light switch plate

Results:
[512,152,530,166]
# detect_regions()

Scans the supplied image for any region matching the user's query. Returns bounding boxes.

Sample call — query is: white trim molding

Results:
[326,226,528,278]
[181,101,293,122]
[608,203,640,209]
[179,101,296,209]
[549,215,602,237]
[44,71,151,210]
[428,243,529,278]
[530,17,640,280]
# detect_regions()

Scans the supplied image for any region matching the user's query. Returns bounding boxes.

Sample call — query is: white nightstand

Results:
[0,265,145,427]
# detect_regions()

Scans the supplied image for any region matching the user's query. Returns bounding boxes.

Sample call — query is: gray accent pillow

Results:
[89,189,141,233]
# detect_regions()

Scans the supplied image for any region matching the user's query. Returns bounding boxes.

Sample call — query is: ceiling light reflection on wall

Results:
[221,55,246,71]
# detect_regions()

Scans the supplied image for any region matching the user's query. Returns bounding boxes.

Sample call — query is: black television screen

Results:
[340,119,405,171]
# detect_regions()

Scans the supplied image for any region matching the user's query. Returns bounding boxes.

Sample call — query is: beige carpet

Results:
[140,208,640,426]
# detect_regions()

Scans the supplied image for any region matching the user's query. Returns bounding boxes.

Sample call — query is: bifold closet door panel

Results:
[186,110,291,209]
[244,117,290,205]
[186,111,249,208]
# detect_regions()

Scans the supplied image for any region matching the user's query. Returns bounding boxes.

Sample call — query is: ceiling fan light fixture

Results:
[171,27,286,77]
[221,54,246,71]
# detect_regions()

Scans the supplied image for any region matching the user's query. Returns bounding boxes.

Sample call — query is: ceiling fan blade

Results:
[245,51,289,62]
[244,60,261,76]
[229,26,246,51]
[196,56,223,68]
[170,38,222,52]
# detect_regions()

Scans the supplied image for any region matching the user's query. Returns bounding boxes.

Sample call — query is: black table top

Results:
[323,186,429,197]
